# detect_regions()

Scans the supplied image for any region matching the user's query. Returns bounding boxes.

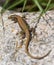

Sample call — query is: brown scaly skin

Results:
[8,15,51,59]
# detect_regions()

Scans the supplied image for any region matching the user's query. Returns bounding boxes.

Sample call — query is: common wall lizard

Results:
[8,15,51,59]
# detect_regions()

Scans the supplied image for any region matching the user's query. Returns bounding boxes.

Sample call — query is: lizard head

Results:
[8,15,18,23]
[8,15,17,19]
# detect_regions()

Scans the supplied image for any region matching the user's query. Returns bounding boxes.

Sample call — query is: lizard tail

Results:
[25,31,51,59]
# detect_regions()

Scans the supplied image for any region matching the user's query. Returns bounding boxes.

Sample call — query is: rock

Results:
[0,7,54,65]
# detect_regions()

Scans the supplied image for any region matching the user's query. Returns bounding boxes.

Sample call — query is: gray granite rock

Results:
[0,7,54,65]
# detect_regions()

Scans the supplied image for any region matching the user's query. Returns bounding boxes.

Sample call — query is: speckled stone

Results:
[0,7,54,65]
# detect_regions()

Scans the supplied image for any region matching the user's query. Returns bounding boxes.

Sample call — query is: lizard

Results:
[8,15,51,59]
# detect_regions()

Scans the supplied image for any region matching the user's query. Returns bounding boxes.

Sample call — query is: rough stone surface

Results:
[0,7,54,65]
